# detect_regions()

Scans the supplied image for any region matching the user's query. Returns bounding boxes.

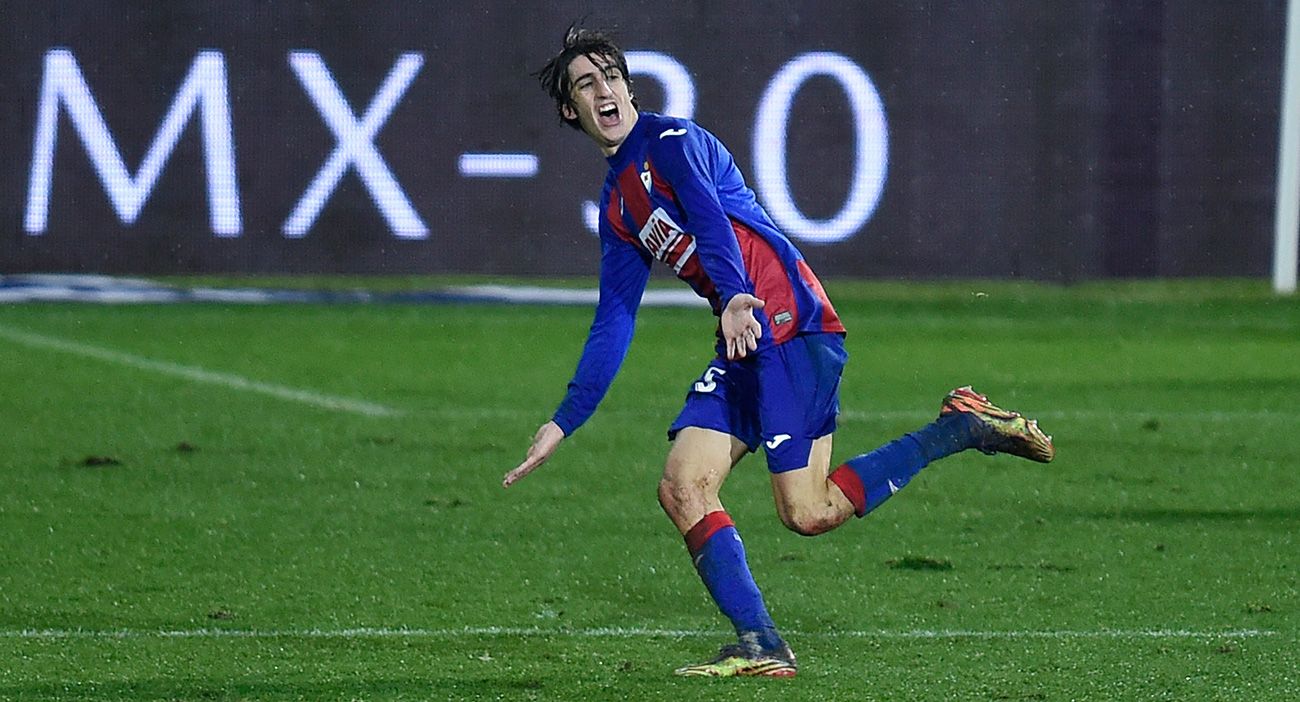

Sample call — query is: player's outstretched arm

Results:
[720,293,766,360]
[502,420,566,488]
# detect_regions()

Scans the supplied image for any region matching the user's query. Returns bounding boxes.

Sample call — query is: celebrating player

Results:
[503,26,1055,678]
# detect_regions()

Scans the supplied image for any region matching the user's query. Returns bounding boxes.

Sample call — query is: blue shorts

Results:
[667,332,848,473]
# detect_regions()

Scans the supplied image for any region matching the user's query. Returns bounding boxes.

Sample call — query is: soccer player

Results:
[503,26,1055,678]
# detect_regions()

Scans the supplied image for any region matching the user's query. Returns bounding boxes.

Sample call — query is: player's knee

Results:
[778,504,839,537]
[657,472,711,520]
[656,476,677,514]
[656,474,691,518]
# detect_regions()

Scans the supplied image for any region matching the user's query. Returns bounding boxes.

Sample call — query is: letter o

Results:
[753,52,888,244]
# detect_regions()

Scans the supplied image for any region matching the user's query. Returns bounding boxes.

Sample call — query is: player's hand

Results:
[720,293,766,360]
[503,420,565,488]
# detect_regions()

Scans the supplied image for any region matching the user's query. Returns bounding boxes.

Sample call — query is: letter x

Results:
[284,51,427,239]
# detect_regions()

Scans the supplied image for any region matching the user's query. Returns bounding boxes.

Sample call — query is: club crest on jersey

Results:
[640,161,652,191]
[638,207,697,274]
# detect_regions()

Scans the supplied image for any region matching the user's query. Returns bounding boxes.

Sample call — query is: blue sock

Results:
[685,511,783,651]
[831,412,979,516]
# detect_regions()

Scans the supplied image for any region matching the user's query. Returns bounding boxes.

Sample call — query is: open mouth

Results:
[597,102,620,127]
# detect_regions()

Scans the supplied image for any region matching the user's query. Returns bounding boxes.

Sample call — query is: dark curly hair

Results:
[535,24,638,131]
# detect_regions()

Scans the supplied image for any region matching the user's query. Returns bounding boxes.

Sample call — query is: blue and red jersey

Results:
[552,112,844,435]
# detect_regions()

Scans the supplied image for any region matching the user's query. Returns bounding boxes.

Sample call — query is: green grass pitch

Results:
[0,278,1296,701]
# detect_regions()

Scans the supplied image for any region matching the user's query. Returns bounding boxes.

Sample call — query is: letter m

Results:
[24,49,241,236]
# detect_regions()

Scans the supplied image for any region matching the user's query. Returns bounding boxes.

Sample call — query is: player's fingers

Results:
[503,454,544,487]
[502,463,532,487]
[502,464,525,487]
[749,296,766,309]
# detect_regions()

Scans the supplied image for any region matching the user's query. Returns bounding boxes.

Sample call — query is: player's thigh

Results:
[768,433,849,525]
[660,427,749,532]
[663,426,748,488]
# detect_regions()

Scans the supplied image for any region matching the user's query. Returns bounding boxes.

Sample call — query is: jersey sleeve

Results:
[648,124,753,308]
[550,224,651,436]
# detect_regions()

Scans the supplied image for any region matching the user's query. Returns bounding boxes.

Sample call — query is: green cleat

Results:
[940,386,1055,463]
[673,641,797,678]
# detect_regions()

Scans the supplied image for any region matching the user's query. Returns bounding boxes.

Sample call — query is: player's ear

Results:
[561,103,577,120]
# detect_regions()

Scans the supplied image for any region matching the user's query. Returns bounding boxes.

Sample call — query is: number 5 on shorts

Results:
[693,367,726,393]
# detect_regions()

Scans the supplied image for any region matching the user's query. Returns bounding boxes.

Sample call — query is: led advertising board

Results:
[0,2,1283,278]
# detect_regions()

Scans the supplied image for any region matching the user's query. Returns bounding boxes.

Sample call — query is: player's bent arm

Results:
[647,124,752,309]
[651,126,766,358]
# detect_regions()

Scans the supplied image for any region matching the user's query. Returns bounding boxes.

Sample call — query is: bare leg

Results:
[658,427,749,534]
[768,434,856,536]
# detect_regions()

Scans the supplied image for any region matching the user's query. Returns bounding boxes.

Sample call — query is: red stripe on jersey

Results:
[676,251,717,303]
[684,510,736,555]
[645,158,715,299]
[616,164,653,223]
[796,259,846,333]
[647,158,677,204]
[605,184,636,245]
[732,221,799,345]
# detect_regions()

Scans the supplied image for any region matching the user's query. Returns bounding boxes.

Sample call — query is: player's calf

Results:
[768,435,855,536]
[771,479,855,536]
[776,504,842,536]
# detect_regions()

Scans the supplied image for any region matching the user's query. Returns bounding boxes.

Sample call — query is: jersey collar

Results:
[606,111,654,168]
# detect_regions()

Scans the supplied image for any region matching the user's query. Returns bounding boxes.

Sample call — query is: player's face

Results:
[563,53,638,156]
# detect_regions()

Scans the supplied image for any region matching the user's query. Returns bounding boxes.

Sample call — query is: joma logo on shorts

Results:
[765,434,792,449]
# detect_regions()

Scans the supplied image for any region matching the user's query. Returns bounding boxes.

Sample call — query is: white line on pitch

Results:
[0,324,401,418]
[0,627,1278,640]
